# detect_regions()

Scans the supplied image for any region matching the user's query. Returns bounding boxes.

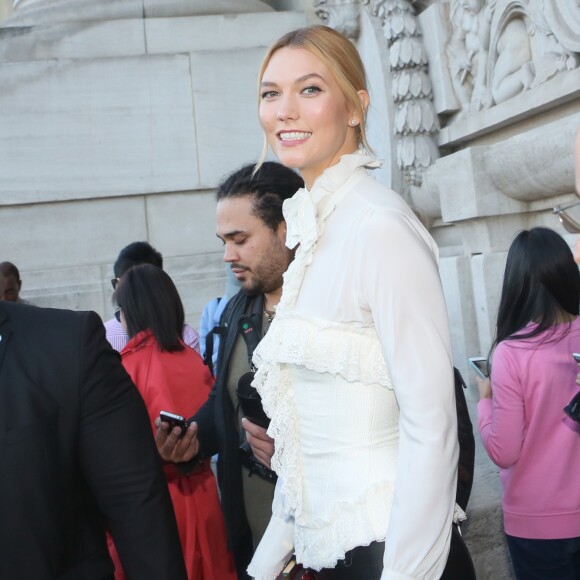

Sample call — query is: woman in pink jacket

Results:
[477,227,580,580]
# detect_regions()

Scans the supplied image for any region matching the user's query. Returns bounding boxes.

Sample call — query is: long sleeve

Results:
[247,477,294,580]
[192,376,221,459]
[363,210,458,579]
[478,345,525,468]
[182,323,201,354]
[77,312,187,579]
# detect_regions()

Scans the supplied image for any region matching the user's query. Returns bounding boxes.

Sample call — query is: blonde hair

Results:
[256,25,371,168]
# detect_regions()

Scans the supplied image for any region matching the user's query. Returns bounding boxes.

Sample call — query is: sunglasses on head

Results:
[114,307,122,323]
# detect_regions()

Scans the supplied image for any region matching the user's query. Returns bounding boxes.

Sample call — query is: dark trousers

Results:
[506,534,580,580]
[313,525,475,580]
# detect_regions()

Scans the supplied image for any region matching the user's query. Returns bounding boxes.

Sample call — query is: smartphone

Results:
[468,357,489,379]
[159,411,188,434]
[573,353,580,364]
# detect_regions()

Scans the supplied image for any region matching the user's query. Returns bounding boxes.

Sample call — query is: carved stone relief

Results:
[314,0,361,39]
[447,0,579,113]
[447,0,493,113]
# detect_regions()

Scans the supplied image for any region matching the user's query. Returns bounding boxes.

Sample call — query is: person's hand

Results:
[242,417,274,469]
[476,376,492,400]
[155,418,199,463]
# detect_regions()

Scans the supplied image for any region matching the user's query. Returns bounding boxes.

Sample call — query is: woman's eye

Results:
[302,86,321,95]
[261,90,279,99]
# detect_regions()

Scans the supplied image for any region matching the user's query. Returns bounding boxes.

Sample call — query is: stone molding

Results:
[7,0,274,25]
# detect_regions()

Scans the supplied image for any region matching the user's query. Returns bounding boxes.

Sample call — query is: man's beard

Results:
[237,245,292,298]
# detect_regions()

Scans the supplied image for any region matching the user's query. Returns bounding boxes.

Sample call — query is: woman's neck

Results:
[532,311,577,325]
[556,311,576,324]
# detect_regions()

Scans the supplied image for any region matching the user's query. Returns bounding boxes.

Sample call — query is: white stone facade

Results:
[0,1,307,325]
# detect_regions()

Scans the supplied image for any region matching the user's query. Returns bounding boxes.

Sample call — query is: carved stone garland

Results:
[368,0,439,188]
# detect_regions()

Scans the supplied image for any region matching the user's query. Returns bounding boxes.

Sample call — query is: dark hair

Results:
[216,162,304,231]
[113,264,184,352]
[114,242,163,278]
[0,261,20,280]
[491,227,580,354]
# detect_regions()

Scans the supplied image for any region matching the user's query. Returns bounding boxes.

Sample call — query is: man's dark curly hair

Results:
[216,162,304,231]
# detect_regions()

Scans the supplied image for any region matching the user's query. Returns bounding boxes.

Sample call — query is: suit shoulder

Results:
[2,303,103,338]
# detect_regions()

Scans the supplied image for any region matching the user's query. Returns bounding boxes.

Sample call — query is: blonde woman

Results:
[247,25,471,580]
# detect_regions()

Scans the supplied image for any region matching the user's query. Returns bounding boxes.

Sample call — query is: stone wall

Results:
[0,1,307,326]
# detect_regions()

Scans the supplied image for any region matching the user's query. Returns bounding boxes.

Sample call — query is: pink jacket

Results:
[478,319,580,539]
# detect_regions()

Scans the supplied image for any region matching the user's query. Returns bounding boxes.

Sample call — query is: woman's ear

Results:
[357,89,370,117]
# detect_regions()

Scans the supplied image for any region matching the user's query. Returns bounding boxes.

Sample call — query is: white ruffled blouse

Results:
[248,152,459,580]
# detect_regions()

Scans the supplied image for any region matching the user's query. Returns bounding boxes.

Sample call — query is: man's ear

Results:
[276,220,288,243]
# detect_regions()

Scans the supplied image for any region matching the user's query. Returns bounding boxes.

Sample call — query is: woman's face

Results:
[259,46,362,188]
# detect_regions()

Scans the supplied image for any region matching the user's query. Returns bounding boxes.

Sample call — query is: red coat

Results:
[109,330,236,580]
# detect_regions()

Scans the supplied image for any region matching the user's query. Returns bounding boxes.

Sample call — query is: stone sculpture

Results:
[447,0,493,113]
[314,0,361,40]
[447,0,579,111]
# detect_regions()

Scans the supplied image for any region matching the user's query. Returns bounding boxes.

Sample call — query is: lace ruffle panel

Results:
[254,363,303,518]
[295,478,394,570]
[253,312,392,388]
[252,312,394,541]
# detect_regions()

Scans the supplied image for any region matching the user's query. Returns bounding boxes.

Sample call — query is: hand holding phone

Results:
[468,357,489,379]
[159,411,189,436]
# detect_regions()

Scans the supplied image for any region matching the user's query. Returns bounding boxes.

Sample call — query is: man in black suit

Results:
[0,301,187,580]
[156,162,303,578]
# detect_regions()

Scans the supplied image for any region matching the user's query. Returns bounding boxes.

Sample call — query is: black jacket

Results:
[193,290,264,579]
[0,302,186,580]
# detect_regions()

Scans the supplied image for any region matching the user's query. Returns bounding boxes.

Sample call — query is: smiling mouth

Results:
[278,131,312,142]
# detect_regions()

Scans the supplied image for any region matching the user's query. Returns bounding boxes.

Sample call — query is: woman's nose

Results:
[276,94,298,121]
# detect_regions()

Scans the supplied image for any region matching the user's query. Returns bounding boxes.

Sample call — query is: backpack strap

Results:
[202,323,225,379]
[202,294,241,379]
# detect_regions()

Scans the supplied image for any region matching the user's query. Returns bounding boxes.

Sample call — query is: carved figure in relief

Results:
[487,1,579,105]
[526,7,579,86]
[447,0,494,113]
[491,16,534,104]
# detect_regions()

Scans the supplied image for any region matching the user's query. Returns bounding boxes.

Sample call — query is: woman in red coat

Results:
[109,264,236,580]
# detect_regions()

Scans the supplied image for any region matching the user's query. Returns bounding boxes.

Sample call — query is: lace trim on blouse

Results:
[295,478,395,570]
[253,312,392,387]
[251,152,396,569]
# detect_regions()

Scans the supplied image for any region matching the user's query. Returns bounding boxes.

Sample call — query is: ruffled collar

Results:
[283,151,381,252]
